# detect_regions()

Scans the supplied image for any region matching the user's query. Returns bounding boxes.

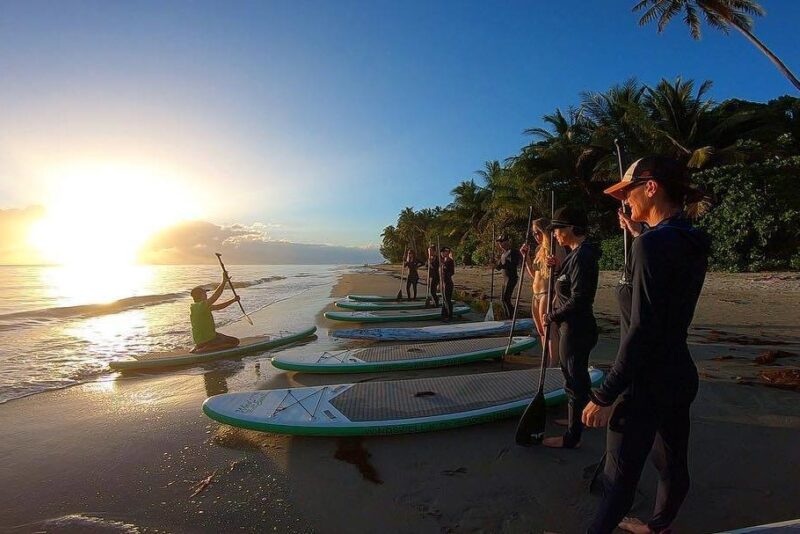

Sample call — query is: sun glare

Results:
[28,164,200,266]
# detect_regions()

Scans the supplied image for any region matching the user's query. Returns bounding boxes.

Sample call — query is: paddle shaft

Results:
[214,253,253,325]
[489,225,496,312]
[614,139,629,285]
[397,250,407,299]
[504,206,533,358]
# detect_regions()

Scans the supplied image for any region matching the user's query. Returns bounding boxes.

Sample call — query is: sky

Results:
[1,0,798,263]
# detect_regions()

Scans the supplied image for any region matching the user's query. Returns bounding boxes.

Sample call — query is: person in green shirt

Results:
[189,272,241,353]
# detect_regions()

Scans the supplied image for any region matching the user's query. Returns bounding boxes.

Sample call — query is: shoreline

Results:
[1,267,798,532]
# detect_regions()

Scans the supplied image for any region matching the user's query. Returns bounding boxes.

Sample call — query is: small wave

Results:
[200,275,285,290]
[9,513,142,533]
[0,292,186,327]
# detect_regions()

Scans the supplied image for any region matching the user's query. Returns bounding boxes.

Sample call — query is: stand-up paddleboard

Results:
[347,294,424,302]
[331,319,534,341]
[272,336,537,373]
[720,519,800,533]
[203,367,604,436]
[334,299,435,311]
[109,326,317,371]
[324,306,470,323]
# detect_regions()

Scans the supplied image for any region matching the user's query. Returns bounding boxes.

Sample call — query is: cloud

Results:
[139,220,383,265]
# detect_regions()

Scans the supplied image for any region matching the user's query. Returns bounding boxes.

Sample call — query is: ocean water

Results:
[0,264,349,404]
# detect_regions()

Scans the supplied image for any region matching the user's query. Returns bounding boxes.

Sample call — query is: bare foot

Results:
[542,436,581,449]
[618,517,655,534]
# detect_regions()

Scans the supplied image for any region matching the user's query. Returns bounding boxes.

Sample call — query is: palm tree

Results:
[633,0,800,92]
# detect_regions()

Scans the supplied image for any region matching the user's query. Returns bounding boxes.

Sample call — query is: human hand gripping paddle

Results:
[214,253,253,326]
[502,207,533,361]
[514,194,556,446]
[485,224,496,321]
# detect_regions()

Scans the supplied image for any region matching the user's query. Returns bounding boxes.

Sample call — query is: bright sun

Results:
[28,164,200,266]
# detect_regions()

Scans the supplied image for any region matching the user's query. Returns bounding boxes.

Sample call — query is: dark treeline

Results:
[380,78,800,272]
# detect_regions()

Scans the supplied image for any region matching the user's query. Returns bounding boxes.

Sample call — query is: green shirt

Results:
[190,300,216,344]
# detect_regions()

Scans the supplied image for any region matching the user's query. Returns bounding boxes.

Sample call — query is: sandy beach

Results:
[2,266,799,533]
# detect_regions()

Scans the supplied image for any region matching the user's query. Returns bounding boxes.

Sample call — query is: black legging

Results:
[558,318,597,447]
[406,276,419,299]
[501,277,518,318]
[429,277,440,305]
[588,396,695,534]
[441,282,454,319]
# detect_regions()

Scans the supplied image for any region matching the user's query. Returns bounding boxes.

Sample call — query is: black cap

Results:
[496,234,510,242]
[548,206,588,231]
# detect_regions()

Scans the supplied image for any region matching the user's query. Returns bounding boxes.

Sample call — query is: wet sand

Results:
[1,267,799,533]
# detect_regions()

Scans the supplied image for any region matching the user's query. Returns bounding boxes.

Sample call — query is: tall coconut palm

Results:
[633,0,800,92]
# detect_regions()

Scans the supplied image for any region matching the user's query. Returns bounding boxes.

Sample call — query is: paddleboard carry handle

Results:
[215,252,254,326]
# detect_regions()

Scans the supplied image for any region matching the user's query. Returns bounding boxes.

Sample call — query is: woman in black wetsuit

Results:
[541,205,601,450]
[403,250,425,300]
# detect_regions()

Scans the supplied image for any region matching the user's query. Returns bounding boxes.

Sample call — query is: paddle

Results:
[614,138,630,286]
[502,207,533,362]
[424,244,433,308]
[485,224,496,321]
[437,236,447,320]
[396,248,407,300]
[514,192,556,446]
[214,253,253,326]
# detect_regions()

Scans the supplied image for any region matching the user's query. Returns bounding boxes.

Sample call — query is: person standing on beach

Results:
[440,246,455,321]
[495,234,523,319]
[427,244,440,306]
[521,218,566,366]
[540,206,600,449]
[404,249,425,300]
[583,157,710,534]
[189,274,241,354]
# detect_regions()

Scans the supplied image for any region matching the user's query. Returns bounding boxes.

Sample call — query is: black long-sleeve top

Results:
[593,216,710,407]
[549,241,600,324]
[428,258,440,282]
[404,260,425,281]
[442,257,455,286]
[495,248,522,281]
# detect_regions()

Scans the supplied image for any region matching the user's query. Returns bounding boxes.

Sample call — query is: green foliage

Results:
[378,77,800,272]
[693,156,800,271]
[599,234,625,271]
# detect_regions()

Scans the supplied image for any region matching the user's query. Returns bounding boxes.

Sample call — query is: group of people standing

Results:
[401,246,456,320]
[401,156,710,533]
[522,157,709,533]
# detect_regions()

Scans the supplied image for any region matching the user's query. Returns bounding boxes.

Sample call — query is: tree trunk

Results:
[733,23,800,92]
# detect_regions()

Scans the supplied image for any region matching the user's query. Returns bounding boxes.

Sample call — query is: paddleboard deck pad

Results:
[334,299,435,311]
[203,367,603,436]
[330,319,534,341]
[271,336,537,373]
[324,306,470,323]
[347,295,424,302]
[109,326,317,370]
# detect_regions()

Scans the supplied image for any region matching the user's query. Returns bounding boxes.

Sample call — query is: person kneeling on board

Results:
[189,273,241,353]
[541,206,601,449]
[582,157,710,534]
[440,246,455,321]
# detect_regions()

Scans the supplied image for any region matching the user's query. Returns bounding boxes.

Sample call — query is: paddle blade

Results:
[245,314,254,326]
[484,304,494,322]
[515,391,546,446]
[396,289,403,300]
[425,296,432,308]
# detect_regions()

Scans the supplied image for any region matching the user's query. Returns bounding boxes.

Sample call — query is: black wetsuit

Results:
[588,216,709,534]
[428,257,440,305]
[548,240,600,447]
[404,260,424,299]
[496,248,522,318]
[441,257,455,320]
